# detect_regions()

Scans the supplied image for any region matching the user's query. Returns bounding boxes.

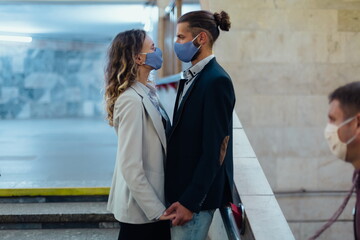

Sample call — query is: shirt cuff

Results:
[154,212,163,221]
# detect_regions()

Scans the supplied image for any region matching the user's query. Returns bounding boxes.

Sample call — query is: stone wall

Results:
[201,0,360,239]
[0,40,107,119]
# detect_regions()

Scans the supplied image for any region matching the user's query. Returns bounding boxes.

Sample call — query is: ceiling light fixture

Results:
[0,35,32,43]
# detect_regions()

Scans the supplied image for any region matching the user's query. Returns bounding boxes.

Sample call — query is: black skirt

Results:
[118,220,171,240]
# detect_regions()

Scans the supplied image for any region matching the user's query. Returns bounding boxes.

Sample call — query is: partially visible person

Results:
[105,29,174,240]
[325,81,360,239]
[164,10,236,240]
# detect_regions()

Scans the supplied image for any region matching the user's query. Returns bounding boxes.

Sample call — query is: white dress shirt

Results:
[178,54,215,108]
[138,81,169,125]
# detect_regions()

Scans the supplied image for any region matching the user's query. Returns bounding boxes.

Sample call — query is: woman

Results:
[105,29,174,240]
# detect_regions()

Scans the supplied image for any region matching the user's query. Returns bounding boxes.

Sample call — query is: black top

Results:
[165,58,236,213]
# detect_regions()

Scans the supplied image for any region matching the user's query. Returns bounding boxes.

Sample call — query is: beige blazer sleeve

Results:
[113,94,166,221]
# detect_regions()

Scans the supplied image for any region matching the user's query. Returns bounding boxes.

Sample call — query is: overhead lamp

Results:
[0,35,32,43]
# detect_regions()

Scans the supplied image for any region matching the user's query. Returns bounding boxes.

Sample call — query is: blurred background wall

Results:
[0,41,105,119]
[0,2,157,119]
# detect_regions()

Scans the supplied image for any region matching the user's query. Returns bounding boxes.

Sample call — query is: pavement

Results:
[0,118,117,189]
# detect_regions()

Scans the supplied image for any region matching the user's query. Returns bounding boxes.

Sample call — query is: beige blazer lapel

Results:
[131,82,167,153]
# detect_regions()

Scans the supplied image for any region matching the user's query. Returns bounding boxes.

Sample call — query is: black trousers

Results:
[118,221,171,240]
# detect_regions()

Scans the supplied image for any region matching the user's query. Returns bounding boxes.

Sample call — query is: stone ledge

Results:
[0,214,115,224]
[0,202,116,226]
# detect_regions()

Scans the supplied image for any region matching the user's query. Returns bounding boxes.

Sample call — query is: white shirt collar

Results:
[182,54,215,81]
[136,81,157,95]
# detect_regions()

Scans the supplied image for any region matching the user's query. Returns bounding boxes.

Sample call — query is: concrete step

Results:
[1,228,119,240]
[0,201,118,230]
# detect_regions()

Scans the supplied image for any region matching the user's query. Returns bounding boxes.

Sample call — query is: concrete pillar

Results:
[157,0,168,78]
[157,0,182,77]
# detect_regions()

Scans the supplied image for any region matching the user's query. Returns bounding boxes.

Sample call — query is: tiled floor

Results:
[0,118,117,189]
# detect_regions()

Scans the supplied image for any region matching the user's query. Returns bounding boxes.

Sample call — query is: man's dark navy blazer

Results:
[165,58,236,213]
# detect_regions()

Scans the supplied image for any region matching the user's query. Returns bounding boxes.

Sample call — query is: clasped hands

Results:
[159,201,193,226]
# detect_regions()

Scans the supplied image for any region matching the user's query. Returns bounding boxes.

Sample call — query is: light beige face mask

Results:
[324,116,357,161]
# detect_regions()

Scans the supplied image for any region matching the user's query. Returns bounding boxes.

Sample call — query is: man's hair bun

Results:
[214,11,231,31]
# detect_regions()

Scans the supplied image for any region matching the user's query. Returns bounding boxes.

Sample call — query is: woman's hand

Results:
[159,213,176,221]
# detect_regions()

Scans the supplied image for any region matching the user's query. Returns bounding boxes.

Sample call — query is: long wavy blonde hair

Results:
[105,29,146,126]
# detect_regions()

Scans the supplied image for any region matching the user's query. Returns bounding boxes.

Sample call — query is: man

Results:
[325,81,360,239]
[163,10,236,240]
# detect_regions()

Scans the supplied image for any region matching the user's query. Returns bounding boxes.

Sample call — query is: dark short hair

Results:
[178,10,231,47]
[329,81,360,117]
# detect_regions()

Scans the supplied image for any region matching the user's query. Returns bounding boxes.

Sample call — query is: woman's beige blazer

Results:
[107,81,167,224]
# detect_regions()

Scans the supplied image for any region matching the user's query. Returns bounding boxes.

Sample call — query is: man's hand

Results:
[164,202,193,226]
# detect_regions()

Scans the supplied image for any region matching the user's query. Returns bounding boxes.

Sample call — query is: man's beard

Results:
[191,45,201,62]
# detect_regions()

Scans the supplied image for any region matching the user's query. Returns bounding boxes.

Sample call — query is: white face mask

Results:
[324,116,357,161]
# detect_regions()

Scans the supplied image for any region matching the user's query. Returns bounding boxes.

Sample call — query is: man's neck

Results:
[191,48,213,66]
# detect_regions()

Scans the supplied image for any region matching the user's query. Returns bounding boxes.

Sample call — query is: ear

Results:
[197,32,208,46]
[134,54,144,65]
[356,113,360,135]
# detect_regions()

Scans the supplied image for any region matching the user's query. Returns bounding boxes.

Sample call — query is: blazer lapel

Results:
[168,58,217,141]
[168,74,201,140]
[131,83,167,153]
[172,79,186,123]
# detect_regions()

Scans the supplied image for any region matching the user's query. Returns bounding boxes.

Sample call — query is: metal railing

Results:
[156,73,181,85]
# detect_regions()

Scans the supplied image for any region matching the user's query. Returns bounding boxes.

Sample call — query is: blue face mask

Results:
[140,47,163,70]
[174,34,201,63]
